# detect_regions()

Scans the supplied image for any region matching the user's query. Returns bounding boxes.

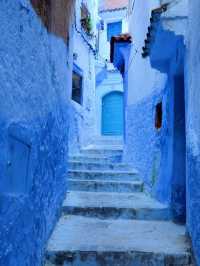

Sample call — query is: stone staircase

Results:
[45,145,193,266]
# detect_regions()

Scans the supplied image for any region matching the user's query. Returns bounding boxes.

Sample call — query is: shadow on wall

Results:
[31,0,75,42]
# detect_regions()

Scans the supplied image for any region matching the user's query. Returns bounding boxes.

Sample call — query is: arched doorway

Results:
[101,91,124,136]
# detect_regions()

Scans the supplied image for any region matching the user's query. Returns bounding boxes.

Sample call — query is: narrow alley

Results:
[1,0,200,266]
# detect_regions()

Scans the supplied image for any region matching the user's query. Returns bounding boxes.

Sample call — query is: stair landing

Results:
[46,215,191,266]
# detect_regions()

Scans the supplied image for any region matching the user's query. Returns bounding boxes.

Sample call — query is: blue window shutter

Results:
[107,21,122,42]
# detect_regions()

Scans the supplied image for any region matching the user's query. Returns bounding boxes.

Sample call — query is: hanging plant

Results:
[81,14,93,36]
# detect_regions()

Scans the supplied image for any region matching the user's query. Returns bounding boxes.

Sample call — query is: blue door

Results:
[107,21,122,42]
[102,91,124,136]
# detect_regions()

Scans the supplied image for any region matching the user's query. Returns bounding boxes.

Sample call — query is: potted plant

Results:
[81,14,93,35]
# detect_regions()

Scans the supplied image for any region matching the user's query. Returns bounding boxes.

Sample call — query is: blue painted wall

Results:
[171,75,186,223]
[114,0,200,263]
[150,32,187,223]
[186,1,200,264]
[125,88,171,200]
[0,1,73,265]
[121,2,187,224]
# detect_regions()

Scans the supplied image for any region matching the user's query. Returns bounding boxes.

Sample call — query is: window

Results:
[107,21,122,42]
[155,102,162,129]
[72,65,83,105]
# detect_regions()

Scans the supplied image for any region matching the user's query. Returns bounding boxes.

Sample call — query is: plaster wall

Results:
[68,0,98,153]
[124,0,168,199]
[160,0,188,38]
[0,1,73,265]
[127,0,165,104]
[186,1,200,264]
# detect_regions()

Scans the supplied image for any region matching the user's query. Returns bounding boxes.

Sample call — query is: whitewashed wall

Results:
[68,0,98,153]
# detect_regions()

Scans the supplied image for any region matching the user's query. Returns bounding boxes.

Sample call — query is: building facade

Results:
[95,0,128,140]
[68,0,98,153]
[112,0,168,200]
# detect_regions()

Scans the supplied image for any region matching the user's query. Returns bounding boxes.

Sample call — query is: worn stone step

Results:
[91,138,123,146]
[80,148,123,156]
[46,215,192,266]
[68,169,140,181]
[62,191,170,221]
[84,144,123,150]
[68,179,143,193]
[68,161,133,171]
[68,155,122,163]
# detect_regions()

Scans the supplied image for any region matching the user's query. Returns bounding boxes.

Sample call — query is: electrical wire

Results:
[124,46,139,75]
[164,0,186,10]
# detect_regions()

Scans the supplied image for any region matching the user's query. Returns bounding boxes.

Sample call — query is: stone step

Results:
[46,215,192,266]
[80,148,123,156]
[84,144,123,150]
[68,179,143,193]
[68,155,122,163]
[91,138,123,146]
[68,161,133,171]
[62,191,170,221]
[68,169,140,181]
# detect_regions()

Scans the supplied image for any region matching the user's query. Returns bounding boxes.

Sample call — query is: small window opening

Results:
[155,102,162,129]
[72,68,83,105]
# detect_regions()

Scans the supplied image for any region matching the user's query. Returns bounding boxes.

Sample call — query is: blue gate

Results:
[102,91,124,136]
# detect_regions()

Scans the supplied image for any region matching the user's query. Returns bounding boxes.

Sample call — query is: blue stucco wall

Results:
[125,87,172,201]
[0,1,72,265]
[124,36,187,222]
[150,30,187,223]
[122,0,188,225]
[186,1,200,264]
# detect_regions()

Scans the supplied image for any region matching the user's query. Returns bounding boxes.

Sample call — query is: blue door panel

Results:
[102,92,124,136]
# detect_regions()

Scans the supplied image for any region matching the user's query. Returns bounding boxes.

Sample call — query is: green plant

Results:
[81,14,93,35]
[85,15,92,33]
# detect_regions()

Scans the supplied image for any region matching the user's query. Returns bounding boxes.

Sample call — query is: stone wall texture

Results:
[124,86,172,202]
[186,1,200,264]
[0,1,73,265]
